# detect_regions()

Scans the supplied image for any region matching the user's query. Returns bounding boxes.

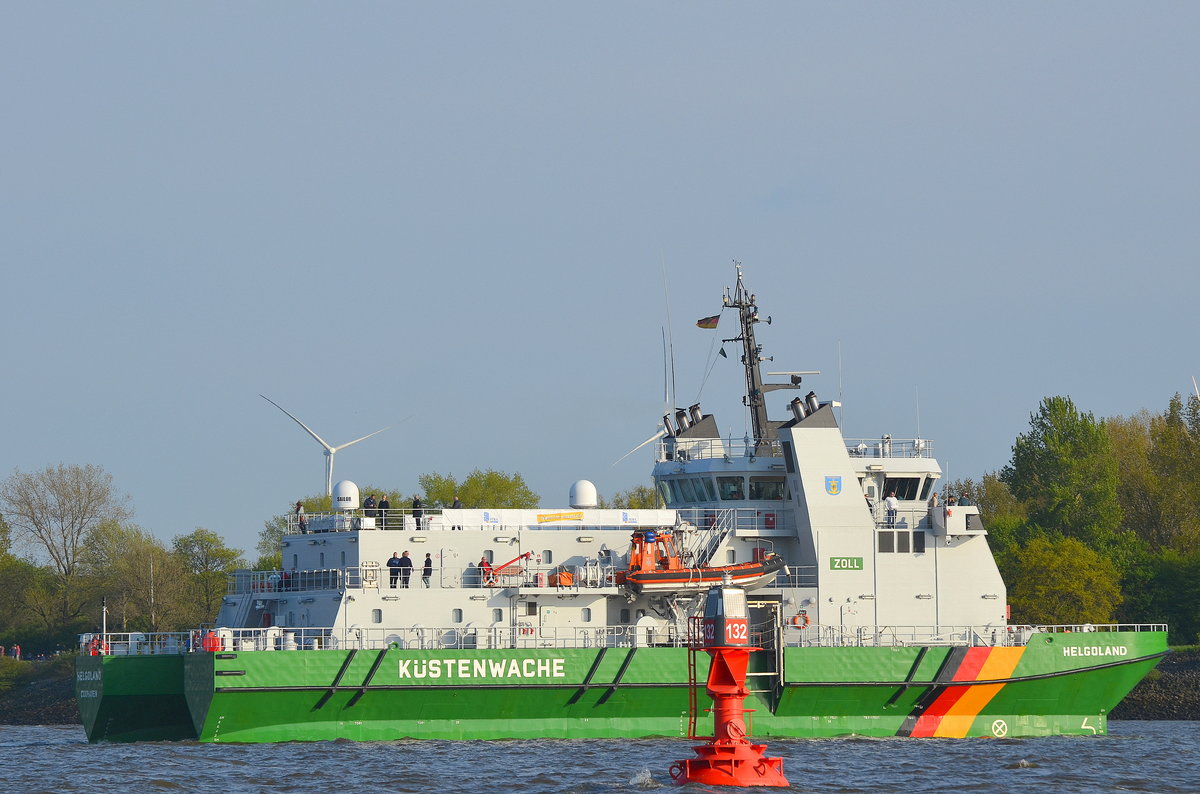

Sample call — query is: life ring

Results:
[790,613,810,628]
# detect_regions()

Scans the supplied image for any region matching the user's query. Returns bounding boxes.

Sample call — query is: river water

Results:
[1,721,1197,792]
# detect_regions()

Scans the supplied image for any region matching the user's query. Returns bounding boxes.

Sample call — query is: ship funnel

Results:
[688,403,703,425]
[662,414,676,437]
[675,409,691,430]
[789,397,807,421]
[805,391,820,415]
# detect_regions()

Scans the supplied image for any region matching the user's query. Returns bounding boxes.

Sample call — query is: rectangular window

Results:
[542,550,553,565]
[678,478,698,502]
[484,550,494,563]
[492,608,503,623]
[526,602,537,617]
[669,480,685,504]
[620,608,630,623]
[727,549,736,564]
[877,531,895,553]
[581,607,592,622]
[371,609,382,624]
[913,531,926,553]
[897,532,911,553]
[883,477,921,501]
[749,476,785,500]
[319,552,325,567]
[340,551,346,567]
[452,608,463,623]
[698,478,717,501]
[292,554,298,569]
[717,476,745,500]
[781,440,796,473]
[657,482,672,507]
[920,477,935,501]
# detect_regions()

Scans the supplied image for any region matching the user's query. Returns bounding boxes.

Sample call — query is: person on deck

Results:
[451,494,463,530]
[387,552,403,588]
[479,556,494,586]
[378,495,390,528]
[364,494,377,519]
[412,496,424,530]
[295,501,306,532]
[884,491,899,528]
[398,551,414,588]
[422,553,434,588]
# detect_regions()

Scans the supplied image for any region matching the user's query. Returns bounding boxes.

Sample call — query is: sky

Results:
[3,4,1198,557]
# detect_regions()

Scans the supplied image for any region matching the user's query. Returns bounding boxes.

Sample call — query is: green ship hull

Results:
[76,630,1166,743]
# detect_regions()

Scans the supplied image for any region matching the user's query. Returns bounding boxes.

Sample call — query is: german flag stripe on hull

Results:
[899,646,1026,737]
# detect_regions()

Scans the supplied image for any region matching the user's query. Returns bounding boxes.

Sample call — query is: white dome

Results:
[332,480,360,511]
[569,479,598,509]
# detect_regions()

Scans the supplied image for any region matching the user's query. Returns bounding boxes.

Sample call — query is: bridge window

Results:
[749,476,785,500]
[657,482,672,506]
[883,477,921,501]
[678,478,699,502]
[698,478,716,501]
[717,476,745,500]
[920,477,935,500]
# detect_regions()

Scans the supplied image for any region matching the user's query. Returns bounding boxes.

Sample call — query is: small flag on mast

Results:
[696,314,720,329]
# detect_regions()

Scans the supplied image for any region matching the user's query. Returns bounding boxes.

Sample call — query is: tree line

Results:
[945,392,1200,643]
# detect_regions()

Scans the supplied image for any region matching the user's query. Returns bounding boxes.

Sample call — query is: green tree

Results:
[600,484,663,509]
[1147,394,1200,552]
[1105,411,1159,547]
[1000,396,1123,551]
[418,469,539,508]
[0,464,131,629]
[80,521,193,632]
[1006,536,1122,625]
[1125,547,1200,645]
[173,528,244,622]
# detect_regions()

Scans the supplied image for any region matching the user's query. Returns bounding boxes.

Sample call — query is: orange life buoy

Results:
[789,613,810,628]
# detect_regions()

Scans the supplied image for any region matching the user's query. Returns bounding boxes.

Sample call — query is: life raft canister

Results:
[763,512,776,530]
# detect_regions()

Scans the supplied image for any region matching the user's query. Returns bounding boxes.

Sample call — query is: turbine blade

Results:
[612,428,667,466]
[260,394,333,451]
[332,425,393,452]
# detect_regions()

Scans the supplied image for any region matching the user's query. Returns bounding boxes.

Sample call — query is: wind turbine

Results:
[260,395,392,496]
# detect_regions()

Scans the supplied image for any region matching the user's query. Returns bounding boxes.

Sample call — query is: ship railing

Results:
[78,631,194,656]
[105,624,693,653]
[845,437,934,459]
[771,567,818,588]
[782,622,1169,648]
[656,437,783,462]
[869,507,932,530]
[226,564,623,594]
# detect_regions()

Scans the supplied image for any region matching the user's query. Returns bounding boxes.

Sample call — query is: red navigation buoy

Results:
[669,581,788,787]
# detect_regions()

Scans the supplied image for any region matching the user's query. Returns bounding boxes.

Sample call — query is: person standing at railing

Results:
[364,493,377,520]
[412,495,424,530]
[387,552,403,588]
[378,495,390,529]
[451,494,462,530]
[398,551,413,588]
[422,553,434,588]
[884,491,899,528]
[295,501,306,532]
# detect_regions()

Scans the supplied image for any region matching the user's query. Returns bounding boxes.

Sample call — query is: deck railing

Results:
[79,622,1168,657]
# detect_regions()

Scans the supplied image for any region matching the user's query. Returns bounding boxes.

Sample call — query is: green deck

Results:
[76,630,1167,743]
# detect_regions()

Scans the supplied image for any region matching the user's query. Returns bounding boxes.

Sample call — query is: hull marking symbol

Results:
[1081,718,1097,735]
[990,719,1008,737]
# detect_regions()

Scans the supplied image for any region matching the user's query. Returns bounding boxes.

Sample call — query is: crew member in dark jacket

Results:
[398,550,414,588]
[412,496,424,530]
[422,553,434,588]
[387,552,403,588]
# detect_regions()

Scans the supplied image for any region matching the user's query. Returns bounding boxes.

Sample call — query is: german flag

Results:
[696,314,720,329]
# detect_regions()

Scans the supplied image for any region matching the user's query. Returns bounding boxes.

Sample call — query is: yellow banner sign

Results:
[536,511,584,524]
